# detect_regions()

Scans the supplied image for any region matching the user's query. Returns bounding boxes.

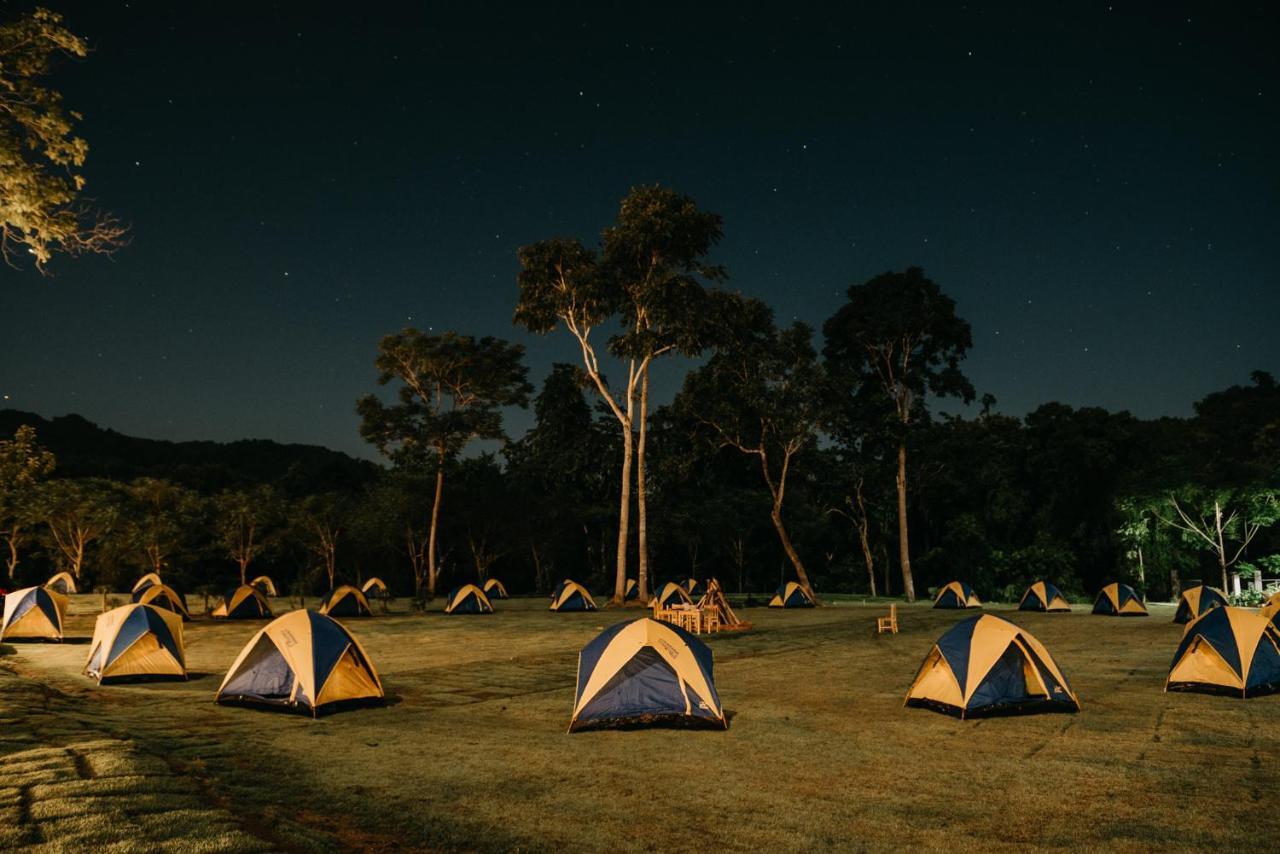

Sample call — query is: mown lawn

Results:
[2,594,1278,852]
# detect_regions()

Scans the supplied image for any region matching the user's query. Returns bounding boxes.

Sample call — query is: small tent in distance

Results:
[1018,581,1071,612]
[683,578,701,597]
[934,581,981,609]
[623,578,639,601]
[1174,585,1229,625]
[319,585,373,618]
[250,575,278,597]
[132,572,163,595]
[1,586,67,642]
[569,617,727,732]
[1093,583,1148,616]
[362,577,388,598]
[1166,607,1280,698]
[212,585,273,620]
[444,584,493,614]
[216,610,384,716]
[654,582,693,609]
[482,578,508,600]
[85,603,186,684]
[905,613,1080,718]
[44,571,77,595]
[550,580,597,612]
[769,581,815,608]
[136,583,190,621]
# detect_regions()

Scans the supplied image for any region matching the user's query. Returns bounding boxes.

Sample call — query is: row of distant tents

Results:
[931,578,1240,623]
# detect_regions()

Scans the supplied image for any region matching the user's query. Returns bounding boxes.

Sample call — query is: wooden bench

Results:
[877,603,898,635]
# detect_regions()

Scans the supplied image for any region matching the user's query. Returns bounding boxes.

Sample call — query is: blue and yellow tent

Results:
[683,578,701,597]
[250,575,278,597]
[445,584,493,614]
[319,585,373,618]
[132,572,164,595]
[135,583,191,621]
[482,578,509,600]
[44,571,77,595]
[1018,581,1071,612]
[655,582,693,609]
[1166,606,1280,698]
[1173,585,1228,625]
[624,578,639,601]
[1092,582,1148,616]
[934,581,982,609]
[361,577,389,598]
[550,580,597,612]
[85,603,186,684]
[216,610,384,716]
[569,617,727,732]
[905,614,1080,718]
[769,581,815,608]
[1,586,66,642]
[212,584,273,620]
[1261,591,1280,624]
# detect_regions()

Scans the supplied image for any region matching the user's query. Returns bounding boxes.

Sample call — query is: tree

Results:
[601,185,724,598]
[0,424,56,580]
[35,478,116,581]
[823,267,975,601]
[1155,487,1280,592]
[214,485,285,585]
[0,7,126,273]
[677,295,823,601]
[297,493,345,593]
[357,329,531,598]
[117,478,201,578]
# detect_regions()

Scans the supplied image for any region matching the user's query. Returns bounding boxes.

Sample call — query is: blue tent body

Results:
[550,580,597,612]
[769,582,815,608]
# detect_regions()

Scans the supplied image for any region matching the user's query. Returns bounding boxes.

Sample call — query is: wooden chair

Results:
[702,609,720,634]
[877,603,898,635]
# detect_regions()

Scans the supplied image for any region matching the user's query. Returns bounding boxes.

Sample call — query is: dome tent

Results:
[769,581,815,608]
[1018,581,1071,612]
[250,575,278,597]
[132,572,164,595]
[934,581,982,609]
[85,604,186,684]
[1166,607,1280,698]
[569,617,726,732]
[319,585,373,618]
[1,586,67,642]
[482,578,509,600]
[1173,585,1228,625]
[135,583,191,620]
[550,580,597,612]
[905,614,1080,718]
[216,610,383,716]
[212,585,273,620]
[44,571,77,595]
[655,582,693,609]
[362,577,389,597]
[444,584,493,614]
[1092,583,1148,616]
[623,578,639,601]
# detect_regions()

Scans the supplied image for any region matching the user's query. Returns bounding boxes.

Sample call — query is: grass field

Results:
[2,593,1278,852]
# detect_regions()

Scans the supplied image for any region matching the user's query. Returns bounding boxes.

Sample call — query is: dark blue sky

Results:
[1,2,1275,458]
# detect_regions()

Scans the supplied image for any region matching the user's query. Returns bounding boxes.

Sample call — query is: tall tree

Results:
[35,478,116,581]
[0,424,56,580]
[357,329,531,598]
[118,478,201,577]
[823,267,975,601]
[677,295,823,601]
[1155,487,1280,592]
[601,185,724,598]
[0,7,126,272]
[214,485,285,585]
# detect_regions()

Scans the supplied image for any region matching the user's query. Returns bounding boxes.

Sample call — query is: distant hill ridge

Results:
[0,409,378,494]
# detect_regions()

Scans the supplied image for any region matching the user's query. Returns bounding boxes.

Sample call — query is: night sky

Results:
[1,3,1275,459]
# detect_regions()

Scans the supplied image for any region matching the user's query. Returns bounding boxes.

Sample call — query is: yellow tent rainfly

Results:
[933,581,982,609]
[250,575,278,597]
[769,581,815,608]
[216,610,384,716]
[44,571,77,595]
[211,585,273,620]
[85,603,186,684]
[132,572,164,595]
[361,577,389,597]
[1092,583,1148,616]
[905,614,1080,718]
[1166,606,1280,698]
[444,584,494,614]
[683,578,701,597]
[569,617,727,732]
[1261,591,1280,623]
[655,582,693,609]
[623,578,639,601]
[1173,585,1229,625]
[319,585,373,618]
[550,580,597,612]
[135,583,191,620]
[482,578,508,600]
[1018,581,1071,612]
[1,586,67,642]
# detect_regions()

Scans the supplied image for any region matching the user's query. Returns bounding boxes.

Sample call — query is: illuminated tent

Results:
[211,585,273,620]
[1018,581,1071,612]
[1092,583,1148,616]
[361,577,388,597]
[132,572,164,595]
[569,617,726,732]
[655,582,694,609]
[135,583,190,620]
[905,614,1080,718]
[1166,607,1280,698]
[319,585,373,618]
[216,610,383,716]
[85,603,186,684]
[482,578,509,600]
[1261,591,1280,623]
[624,578,639,601]
[934,581,982,609]
[444,584,493,614]
[44,571,78,595]
[550,580,597,612]
[250,575,278,597]
[769,581,815,608]
[1,586,67,642]
[1174,585,1229,625]
[683,579,701,597]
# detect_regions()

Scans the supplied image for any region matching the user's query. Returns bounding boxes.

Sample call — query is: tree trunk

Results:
[428,450,445,599]
[770,504,816,601]
[635,367,650,603]
[1136,546,1145,601]
[4,529,19,579]
[1169,567,1181,601]
[1214,500,1229,592]
[611,427,633,605]
[895,442,915,601]
[854,482,877,597]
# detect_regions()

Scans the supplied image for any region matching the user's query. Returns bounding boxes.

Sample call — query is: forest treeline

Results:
[2,188,1277,605]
